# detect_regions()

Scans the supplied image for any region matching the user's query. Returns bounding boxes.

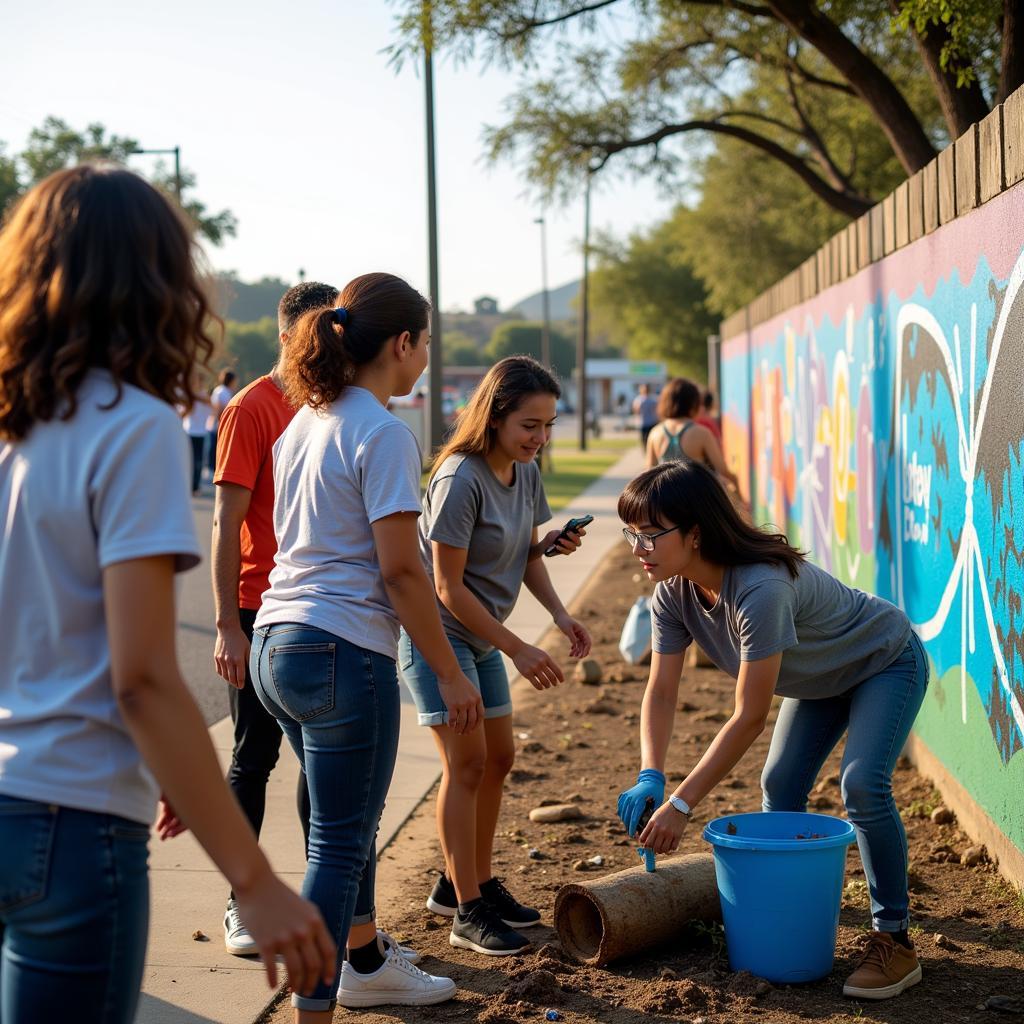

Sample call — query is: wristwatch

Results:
[668,794,691,817]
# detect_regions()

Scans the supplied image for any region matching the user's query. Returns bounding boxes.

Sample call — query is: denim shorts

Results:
[398,630,512,726]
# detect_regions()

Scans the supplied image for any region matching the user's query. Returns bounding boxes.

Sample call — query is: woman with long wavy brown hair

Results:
[0,165,334,1023]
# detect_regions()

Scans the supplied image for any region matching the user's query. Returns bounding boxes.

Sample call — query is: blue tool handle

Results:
[637,846,656,872]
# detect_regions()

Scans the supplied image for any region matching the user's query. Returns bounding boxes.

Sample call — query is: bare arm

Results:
[211,482,252,687]
[645,426,661,469]
[104,555,335,993]
[639,650,686,772]
[372,513,483,732]
[698,426,741,491]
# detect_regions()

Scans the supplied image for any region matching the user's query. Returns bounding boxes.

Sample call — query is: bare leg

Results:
[475,715,515,884]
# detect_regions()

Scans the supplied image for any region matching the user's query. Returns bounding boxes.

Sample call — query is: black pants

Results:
[640,424,656,448]
[229,609,312,863]
[189,436,205,493]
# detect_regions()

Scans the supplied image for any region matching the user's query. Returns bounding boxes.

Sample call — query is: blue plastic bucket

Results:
[703,811,857,983]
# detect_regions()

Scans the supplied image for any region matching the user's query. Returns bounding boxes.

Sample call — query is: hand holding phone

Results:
[543,514,594,557]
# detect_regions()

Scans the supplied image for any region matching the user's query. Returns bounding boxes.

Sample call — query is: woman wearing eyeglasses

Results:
[616,461,928,1002]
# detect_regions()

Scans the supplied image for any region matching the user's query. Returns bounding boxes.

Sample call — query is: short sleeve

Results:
[426,472,479,549]
[651,582,692,655]
[92,410,201,573]
[358,421,423,524]
[531,463,552,528]
[213,402,261,490]
[736,580,798,661]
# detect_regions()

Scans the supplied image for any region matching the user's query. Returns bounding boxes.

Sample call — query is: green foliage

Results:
[0,117,236,246]
[589,219,717,376]
[212,274,292,323]
[441,329,488,366]
[222,318,279,385]
[485,320,576,376]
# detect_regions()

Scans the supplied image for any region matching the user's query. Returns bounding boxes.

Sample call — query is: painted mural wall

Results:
[720,183,1024,852]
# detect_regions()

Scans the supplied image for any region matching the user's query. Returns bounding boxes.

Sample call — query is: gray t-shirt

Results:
[0,371,201,825]
[256,387,423,659]
[421,453,551,654]
[651,560,911,699]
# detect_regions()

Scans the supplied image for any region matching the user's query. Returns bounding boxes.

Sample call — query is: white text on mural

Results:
[902,446,932,544]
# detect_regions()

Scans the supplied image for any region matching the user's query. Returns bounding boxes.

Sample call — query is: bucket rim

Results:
[702,811,857,851]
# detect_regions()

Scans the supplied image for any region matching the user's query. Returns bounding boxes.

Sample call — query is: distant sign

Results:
[629,362,664,376]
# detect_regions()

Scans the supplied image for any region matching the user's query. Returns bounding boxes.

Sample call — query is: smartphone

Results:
[543,514,594,556]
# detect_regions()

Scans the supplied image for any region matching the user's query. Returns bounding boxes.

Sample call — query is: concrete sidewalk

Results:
[137,444,645,1024]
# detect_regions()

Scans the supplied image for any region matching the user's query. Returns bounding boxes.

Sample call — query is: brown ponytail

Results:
[281,271,430,411]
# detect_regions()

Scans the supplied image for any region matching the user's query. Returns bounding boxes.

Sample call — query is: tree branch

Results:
[782,64,856,194]
[500,0,623,41]
[576,118,873,216]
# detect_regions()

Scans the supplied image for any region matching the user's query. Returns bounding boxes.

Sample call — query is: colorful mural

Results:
[721,184,1024,850]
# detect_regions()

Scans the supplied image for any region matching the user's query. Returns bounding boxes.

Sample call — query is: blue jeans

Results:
[0,796,150,1024]
[761,633,929,932]
[250,623,400,1013]
[399,630,512,726]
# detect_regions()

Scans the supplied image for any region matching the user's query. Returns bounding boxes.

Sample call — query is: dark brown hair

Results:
[0,164,217,441]
[430,355,560,480]
[278,281,338,333]
[618,461,806,578]
[281,272,429,411]
[657,377,702,421]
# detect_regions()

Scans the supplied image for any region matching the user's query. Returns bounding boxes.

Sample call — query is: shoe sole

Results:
[426,896,457,918]
[843,964,922,1000]
[449,932,530,957]
[337,983,456,1008]
[501,916,543,929]
[224,942,259,957]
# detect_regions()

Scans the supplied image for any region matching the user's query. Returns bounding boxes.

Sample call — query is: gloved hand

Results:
[617,769,666,838]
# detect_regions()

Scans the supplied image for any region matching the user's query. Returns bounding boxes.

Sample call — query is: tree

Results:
[1,117,236,246]
[589,219,719,374]
[443,329,489,365]
[485,321,576,376]
[392,1,1017,216]
[222,318,279,385]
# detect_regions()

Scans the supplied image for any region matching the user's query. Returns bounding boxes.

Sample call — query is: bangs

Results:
[617,468,662,527]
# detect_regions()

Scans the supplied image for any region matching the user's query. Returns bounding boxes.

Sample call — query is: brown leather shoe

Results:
[843,932,922,1000]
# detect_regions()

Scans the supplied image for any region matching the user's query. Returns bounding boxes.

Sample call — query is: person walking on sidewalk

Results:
[180,380,213,494]
[213,279,422,974]
[632,382,659,449]
[208,368,236,475]
[401,356,593,957]
[616,460,928,1002]
[252,273,481,1021]
[0,166,335,1024]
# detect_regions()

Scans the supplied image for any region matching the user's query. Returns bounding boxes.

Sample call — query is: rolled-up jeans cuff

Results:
[872,916,910,932]
[350,909,375,926]
[292,994,335,1012]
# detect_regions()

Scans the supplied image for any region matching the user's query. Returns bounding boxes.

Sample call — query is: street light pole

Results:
[131,146,182,202]
[534,216,551,371]
[424,38,444,454]
[576,168,592,452]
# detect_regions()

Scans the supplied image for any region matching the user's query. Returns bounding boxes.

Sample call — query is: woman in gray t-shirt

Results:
[616,461,928,1002]
[400,356,592,956]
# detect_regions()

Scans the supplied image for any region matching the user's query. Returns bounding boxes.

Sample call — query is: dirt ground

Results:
[267,546,1024,1024]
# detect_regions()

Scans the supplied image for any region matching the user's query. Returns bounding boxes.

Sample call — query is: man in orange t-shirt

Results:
[212,282,335,955]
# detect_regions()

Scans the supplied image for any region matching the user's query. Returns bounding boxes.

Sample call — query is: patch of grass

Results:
[903,797,937,820]
[551,435,637,453]
[542,451,621,512]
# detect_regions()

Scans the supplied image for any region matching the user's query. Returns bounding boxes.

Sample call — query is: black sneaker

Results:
[480,876,542,928]
[425,872,457,918]
[449,900,531,957]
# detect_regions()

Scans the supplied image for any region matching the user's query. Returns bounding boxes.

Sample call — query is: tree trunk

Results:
[999,0,1024,104]
[766,0,937,174]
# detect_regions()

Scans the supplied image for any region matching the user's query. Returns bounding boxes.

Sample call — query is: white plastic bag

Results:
[618,596,653,665]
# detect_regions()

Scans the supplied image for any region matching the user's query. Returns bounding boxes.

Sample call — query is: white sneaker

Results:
[223,899,258,957]
[337,945,457,1007]
[378,929,421,965]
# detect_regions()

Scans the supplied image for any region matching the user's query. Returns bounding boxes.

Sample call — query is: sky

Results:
[0,0,675,313]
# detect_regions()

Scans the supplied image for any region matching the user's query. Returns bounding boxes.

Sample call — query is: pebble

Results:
[191,929,208,942]
[586,855,604,867]
[528,848,545,860]
[934,933,960,950]
[574,659,602,685]
[961,845,986,867]
[930,806,955,825]
[529,804,583,823]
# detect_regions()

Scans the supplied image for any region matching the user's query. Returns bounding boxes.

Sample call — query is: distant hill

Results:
[211,274,292,323]
[509,279,579,322]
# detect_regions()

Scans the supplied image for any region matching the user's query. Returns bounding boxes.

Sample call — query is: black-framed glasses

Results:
[621,525,681,552]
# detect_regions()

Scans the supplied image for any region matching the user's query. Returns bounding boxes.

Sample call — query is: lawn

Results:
[542,438,635,511]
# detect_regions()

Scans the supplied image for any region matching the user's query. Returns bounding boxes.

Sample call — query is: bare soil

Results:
[268,547,1024,1023]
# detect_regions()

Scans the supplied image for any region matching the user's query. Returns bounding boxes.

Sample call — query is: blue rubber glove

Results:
[617,769,666,838]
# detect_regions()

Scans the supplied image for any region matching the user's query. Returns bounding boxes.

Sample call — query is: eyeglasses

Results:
[621,525,681,552]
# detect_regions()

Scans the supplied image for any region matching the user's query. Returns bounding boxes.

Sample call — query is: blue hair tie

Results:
[332,306,348,325]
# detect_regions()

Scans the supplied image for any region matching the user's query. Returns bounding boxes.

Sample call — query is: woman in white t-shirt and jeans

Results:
[251,273,485,1022]
[0,166,334,1023]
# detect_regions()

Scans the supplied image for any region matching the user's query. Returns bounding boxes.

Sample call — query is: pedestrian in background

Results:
[632,382,659,448]
[208,368,236,474]
[0,165,333,1024]
[181,379,214,494]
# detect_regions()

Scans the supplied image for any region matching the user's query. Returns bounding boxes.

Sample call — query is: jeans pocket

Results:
[0,799,57,913]
[269,642,336,721]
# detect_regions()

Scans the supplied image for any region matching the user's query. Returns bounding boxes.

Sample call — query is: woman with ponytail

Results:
[617,461,928,1002]
[401,356,592,957]
[252,273,482,1020]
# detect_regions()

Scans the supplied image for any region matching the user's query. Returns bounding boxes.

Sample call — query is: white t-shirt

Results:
[256,387,423,658]
[211,384,233,421]
[181,398,214,436]
[0,371,201,824]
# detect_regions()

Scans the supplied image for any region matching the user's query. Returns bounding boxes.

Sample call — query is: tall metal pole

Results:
[424,40,444,453]
[535,216,551,370]
[576,169,591,452]
[173,146,182,203]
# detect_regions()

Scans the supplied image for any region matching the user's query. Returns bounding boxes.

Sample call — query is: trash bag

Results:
[618,596,653,665]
